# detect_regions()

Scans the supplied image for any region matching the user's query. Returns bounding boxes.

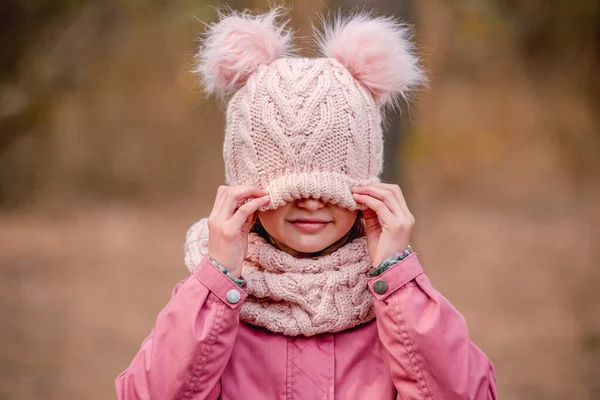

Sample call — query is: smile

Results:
[288,219,331,233]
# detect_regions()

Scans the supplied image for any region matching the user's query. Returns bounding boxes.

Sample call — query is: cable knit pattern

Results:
[195,10,425,211]
[184,218,376,336]
[224,57,382,211]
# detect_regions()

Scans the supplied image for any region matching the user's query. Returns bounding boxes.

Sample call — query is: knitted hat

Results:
[195,8,424,210]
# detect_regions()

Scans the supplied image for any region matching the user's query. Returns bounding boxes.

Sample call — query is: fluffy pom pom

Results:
[195,7,293,97]
[315,12,426,107]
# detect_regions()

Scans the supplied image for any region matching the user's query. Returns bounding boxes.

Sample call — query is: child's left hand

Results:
[351,183,415,267]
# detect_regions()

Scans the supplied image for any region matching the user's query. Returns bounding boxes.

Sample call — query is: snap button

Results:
[226,289,241,304]
[373,280,388,295]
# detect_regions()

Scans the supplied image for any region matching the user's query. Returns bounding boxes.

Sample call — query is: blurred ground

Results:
[1,0,599,399]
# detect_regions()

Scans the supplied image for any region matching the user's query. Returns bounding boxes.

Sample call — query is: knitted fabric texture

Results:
[224,57,382,211]
[184,218,376,336]
[196,9,424,211]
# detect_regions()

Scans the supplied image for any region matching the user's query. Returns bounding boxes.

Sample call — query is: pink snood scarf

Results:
[184,218,376,336]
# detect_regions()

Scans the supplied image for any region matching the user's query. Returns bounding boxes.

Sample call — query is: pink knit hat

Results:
[195,8,424,210]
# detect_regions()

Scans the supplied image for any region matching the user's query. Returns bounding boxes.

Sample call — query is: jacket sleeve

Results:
[115,255,247,400]
[369,252,498,400]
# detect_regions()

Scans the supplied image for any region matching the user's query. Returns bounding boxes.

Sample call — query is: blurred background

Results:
[0,0,599,399]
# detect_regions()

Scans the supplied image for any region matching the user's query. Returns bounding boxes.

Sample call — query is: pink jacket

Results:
[115,253,498,399]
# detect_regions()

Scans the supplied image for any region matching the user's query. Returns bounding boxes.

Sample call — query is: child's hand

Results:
[351,183,415,267]
[207,185,270,278]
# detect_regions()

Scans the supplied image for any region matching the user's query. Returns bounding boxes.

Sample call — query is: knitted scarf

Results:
[184,218,376,336]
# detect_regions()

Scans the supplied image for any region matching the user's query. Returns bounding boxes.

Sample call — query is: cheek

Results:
[256,209,287,238]
[334,210,359,234]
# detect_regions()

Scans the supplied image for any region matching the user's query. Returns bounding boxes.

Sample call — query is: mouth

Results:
[288,218,331,233]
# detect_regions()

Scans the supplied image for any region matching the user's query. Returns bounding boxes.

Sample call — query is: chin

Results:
[288,234,334,253]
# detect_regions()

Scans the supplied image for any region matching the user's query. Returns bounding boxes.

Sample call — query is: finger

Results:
[230,195,271,228]
[222,186,269,216]
[351,185,403,216]
[210,185,229,217]
[352,193,395,224]
[360,207,381,232]
[242,212,258,234]
[378,183,411,215]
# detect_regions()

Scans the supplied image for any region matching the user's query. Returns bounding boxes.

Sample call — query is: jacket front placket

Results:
[286,333,335,399]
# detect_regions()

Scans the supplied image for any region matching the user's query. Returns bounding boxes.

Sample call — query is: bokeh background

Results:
[1,0,599,399]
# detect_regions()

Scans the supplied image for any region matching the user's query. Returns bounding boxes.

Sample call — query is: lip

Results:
[288,218,331,233]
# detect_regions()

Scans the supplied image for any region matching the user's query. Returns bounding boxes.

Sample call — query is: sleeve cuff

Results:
[193,255,248,309]
[206,255,247,288]
[367,252,423,301]
[368,244,414,277]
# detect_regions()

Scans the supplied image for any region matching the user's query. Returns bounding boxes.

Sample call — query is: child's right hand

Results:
[207,185,270,278]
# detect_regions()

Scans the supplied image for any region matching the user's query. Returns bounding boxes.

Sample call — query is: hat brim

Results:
[258,172,380,211]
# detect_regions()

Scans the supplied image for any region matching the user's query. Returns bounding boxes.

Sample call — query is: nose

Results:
[296,197,326,211]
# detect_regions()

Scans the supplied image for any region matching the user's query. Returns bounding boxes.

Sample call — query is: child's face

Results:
[257,198,358,255]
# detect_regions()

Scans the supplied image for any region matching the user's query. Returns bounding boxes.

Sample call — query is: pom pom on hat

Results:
[195,7,294,98]
[315,11,426,107]
[193,7,428,212]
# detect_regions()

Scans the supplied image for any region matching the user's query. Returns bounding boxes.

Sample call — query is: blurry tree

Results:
[437,0,599,97]
[439,0,600,175]
[493,0,600,127]
[0,0,217,208]
[0,1,188,207]
[0,0,87,80]
[494,1,599,74]
[1,0,91,207]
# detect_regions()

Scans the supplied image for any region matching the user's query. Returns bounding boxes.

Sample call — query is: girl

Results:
[115,8,498,400]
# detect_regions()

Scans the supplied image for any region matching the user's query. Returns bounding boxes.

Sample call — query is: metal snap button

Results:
[226,289,241,304]
[373,280,388,295]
